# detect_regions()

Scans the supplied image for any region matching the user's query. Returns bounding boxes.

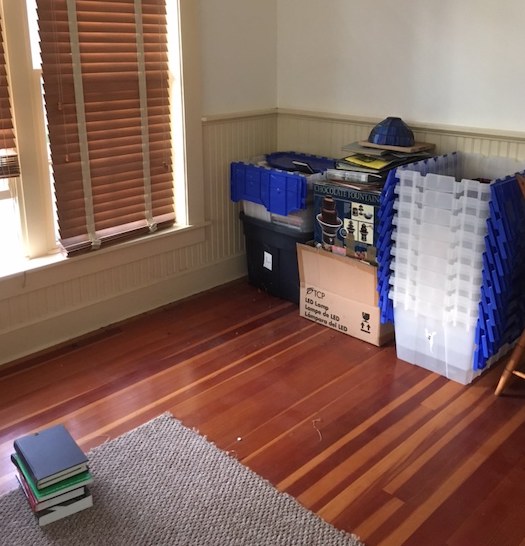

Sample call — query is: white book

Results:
[37,489,93,527]
[326,168,382,183]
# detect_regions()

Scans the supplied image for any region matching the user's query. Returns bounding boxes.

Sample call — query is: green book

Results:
[11,453,93,502]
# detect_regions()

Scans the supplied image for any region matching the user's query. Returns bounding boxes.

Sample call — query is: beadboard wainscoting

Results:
[277,109,525,161]
[2,108,525,367]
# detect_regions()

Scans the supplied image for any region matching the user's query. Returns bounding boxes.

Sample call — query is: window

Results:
[39,0,175,255]
[0,11,17,175]
[0,11,24,270]
[0,0,203,270]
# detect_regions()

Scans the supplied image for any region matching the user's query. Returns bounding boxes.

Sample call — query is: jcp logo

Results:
[306,287,325,299]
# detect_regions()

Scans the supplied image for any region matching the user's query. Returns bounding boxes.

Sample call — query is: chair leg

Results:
[495,328,525,396]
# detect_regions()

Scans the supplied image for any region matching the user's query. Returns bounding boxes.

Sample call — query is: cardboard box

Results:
[313,180,381,265]
[297,243,394,346]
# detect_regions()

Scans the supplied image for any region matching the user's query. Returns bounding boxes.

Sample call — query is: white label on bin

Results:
[263,251,273,271]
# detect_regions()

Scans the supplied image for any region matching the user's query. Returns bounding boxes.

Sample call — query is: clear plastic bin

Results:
[422,189,455,210]
[394,307,479,384]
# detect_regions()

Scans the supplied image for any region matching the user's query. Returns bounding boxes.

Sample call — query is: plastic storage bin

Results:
[239,212,313,304]
[231,152,335,216]
[382,152,525,383]
[231,162,307,216]
[241,200,315,232]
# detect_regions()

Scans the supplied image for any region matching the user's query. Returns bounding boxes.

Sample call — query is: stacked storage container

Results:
[382,152,525,384]
[230,152,335,304]
[474,176,525,370]
[376,171,397,324]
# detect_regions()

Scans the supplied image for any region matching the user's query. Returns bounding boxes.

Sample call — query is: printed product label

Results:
[300,285,381,343]
[263,251,273,271]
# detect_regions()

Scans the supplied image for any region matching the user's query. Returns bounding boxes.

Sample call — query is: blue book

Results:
[13,424,89,489]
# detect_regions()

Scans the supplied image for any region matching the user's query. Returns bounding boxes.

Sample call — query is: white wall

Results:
[276,0,525,132]
[200,0,277,115]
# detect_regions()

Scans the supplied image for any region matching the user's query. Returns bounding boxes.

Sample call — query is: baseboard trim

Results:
[0,254,247,367]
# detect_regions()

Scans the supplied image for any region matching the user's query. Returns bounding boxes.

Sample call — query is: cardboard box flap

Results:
[297,243,378,306]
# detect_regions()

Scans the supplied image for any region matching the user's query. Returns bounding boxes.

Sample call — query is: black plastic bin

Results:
[240,212,313,304]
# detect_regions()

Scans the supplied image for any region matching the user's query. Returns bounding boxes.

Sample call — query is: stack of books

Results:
[335,140,436,182]
[11,424,93,526]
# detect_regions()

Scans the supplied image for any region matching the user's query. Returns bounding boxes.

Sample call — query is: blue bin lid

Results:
[266,152,336,173]
[230,162,307,215]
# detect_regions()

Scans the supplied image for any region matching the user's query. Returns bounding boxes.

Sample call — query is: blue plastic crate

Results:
[474,174,525,370]
[376,169,398,324]
[230,152,336,216]
[230,162,307,216]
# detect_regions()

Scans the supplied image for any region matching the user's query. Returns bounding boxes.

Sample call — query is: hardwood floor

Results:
[0,279,524,545]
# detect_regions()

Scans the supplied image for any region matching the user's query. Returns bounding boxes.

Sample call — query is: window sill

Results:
[0,222,208,298]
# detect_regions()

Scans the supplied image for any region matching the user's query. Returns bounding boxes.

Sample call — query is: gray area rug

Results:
[0,413,364,545]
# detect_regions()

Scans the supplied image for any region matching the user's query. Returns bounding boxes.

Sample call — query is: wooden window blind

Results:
[37,0,174,255]
[0,13,19,178]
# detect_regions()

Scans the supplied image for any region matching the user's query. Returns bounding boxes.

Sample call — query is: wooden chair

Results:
[495,327,525,395]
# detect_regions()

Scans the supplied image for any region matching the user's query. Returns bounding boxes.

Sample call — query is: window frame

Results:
[0,0,204,267]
